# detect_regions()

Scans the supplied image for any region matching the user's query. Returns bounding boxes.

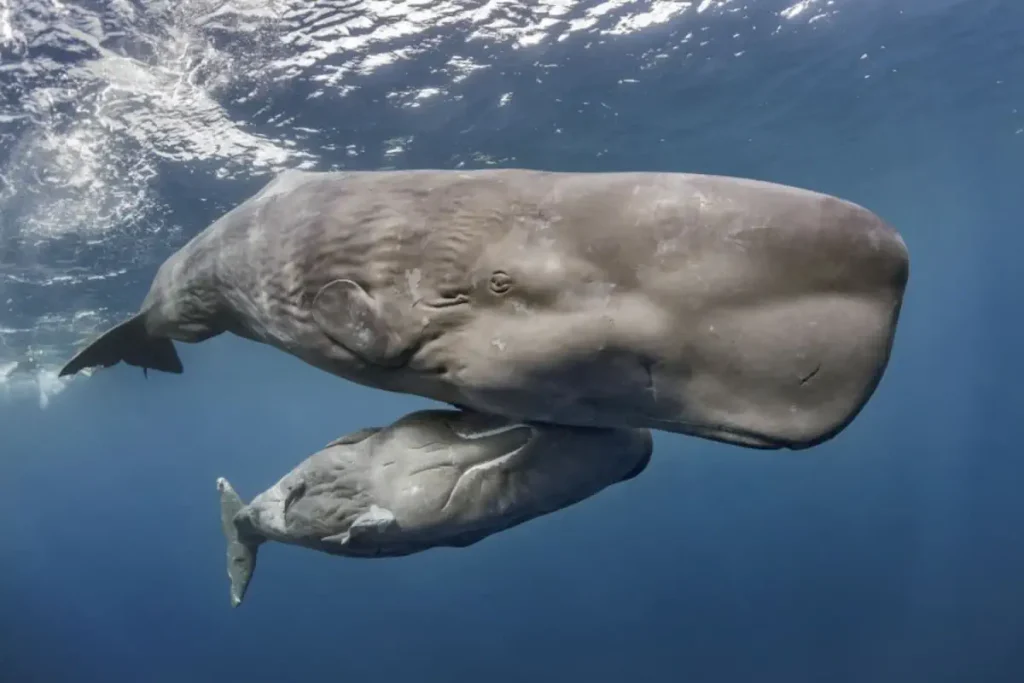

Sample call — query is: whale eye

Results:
[283,481,306,514]
[489,271,513,295]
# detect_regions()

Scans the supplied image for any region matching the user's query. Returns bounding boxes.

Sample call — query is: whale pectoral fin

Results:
[312,279,410,366]
[322,505,397,547]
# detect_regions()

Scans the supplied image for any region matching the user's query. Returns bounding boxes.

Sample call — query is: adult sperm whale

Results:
[59,169,909,449]
[216,409,651,607]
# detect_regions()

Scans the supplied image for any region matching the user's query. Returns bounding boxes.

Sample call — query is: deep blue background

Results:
[3,1,1024,681]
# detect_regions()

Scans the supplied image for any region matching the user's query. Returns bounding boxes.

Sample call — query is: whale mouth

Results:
[682,422,839,451]
[449,394,810,450]
[643,418,796,450]
[689,427,789,450]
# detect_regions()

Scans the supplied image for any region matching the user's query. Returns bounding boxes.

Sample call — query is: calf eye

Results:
[489,271,513,295]
[283,481,306,514]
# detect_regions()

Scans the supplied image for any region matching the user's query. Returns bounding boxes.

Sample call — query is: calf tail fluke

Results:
[58,314,182,377]
[217,477,259,608]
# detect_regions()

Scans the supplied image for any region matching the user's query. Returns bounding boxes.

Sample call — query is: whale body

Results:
[60,169,909,449]
[216,409,652,606]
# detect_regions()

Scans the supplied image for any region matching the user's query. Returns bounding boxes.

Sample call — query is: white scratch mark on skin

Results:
[406,268,423,300]
[693,191,712,212]
[453,423,531,440]
[491,338,506,351]
[355,324,373,348]
[541,253,563,277]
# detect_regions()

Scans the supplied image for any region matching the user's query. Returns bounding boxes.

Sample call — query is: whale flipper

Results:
[58,314,183,377]
[217,477,260,608]
[321,505,397,547]
[312,279,410,367]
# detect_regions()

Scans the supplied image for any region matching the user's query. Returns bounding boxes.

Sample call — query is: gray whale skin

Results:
[59,169,909,450]
[216,409,652,607]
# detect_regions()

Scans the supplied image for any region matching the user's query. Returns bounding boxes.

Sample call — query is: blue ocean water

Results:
[2,0,1023,681]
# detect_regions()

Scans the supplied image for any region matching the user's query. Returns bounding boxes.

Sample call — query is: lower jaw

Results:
[638,415,800,450]
[445,389,807,450]
[685,426,788,450]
